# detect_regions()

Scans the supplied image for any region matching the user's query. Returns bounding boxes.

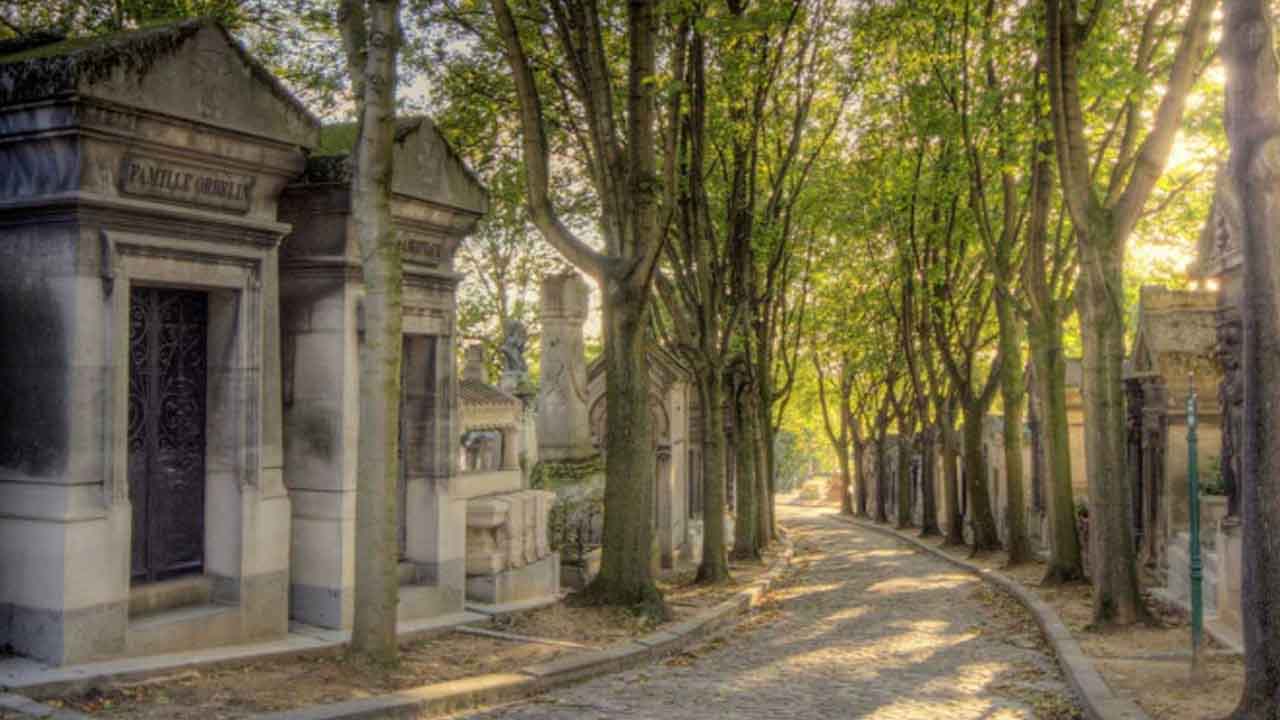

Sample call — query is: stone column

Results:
[537,272,593,460]
[1125,377,1146,558]
[501,426,520,470]
[1142,377,1168,567]
[463,344,486,384]
[1215,306,1243,519]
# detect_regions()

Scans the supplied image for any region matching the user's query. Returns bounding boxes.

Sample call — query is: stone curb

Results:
[246,537,794,720]
[5,612,490,701]
[0,692,94,720]
[834,515,1149,720]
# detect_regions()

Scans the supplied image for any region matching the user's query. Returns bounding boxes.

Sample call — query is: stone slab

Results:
[0,611,486,699]
[465,593,565,618]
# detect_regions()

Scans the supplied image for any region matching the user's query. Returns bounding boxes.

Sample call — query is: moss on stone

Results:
[0,18,318,135]
[530,454,605,490]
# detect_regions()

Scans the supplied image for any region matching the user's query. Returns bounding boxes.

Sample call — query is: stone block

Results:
[465,553,560,606]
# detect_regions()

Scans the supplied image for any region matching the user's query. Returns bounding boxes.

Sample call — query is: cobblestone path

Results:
[458,502,1080,719]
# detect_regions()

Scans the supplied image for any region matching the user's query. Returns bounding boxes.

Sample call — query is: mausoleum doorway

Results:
[128,286,209,584]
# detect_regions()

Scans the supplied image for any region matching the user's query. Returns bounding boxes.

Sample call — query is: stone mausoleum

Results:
[0,21,318,664]
[0,20,518,667]
[277,117,487,629]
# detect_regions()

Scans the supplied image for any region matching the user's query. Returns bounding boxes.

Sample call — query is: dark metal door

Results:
[129,287,208,584]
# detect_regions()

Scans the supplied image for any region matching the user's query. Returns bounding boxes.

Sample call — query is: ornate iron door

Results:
[128,287,208,584]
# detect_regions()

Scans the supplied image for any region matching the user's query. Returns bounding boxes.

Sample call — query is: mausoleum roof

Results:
[0,19,319,146]
[300,117,488,217]
[460,379,520,409]
[1131,285,1217,366]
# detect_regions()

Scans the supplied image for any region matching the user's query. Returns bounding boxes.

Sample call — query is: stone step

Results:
[397,584,462,623]
[128,575,214,619]
[125,603,241,658]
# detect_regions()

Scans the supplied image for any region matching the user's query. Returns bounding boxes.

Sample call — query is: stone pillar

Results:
[1142,377,1168,566]
[656,447,675,568]
[1125,377,1146,559]
[1215,306,1243,520]
[501,426,520,470]
[463,344,486,384]
[537,272,593,460]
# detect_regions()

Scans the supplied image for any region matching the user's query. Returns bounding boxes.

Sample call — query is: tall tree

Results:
[941,0,1035,564]
[1222,0,1280,714]
[1043,0,1215,625]
[1023,133,1085,583]
[338,0,405,662]
[491,0,666,614]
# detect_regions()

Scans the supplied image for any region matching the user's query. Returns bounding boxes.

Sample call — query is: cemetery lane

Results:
[454,502,1080,719]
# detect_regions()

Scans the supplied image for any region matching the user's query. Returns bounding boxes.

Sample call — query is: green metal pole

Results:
[1187,377,1203,677]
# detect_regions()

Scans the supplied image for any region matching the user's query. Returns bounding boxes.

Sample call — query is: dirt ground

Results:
[919,532,1243,720]
[44,551,782,720]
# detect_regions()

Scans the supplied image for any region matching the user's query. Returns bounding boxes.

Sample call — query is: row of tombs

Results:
[0,21,569,667]
[0,20,730,668]
[859,174,1251,644]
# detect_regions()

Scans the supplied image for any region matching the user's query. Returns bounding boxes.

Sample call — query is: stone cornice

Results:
[0,192,289,247]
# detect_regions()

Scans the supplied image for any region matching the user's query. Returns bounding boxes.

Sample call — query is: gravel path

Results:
[456,502,1080,719]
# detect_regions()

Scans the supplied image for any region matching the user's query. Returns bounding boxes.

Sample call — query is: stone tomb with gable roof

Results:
[277,117,487,629]
[0,20,318,665]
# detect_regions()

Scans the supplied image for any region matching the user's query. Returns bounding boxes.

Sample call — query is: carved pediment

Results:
[391,118,488,216]
[303,117,488,219]
[0,20,319,148]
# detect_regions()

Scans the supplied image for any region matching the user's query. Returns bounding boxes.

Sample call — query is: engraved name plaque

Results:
[120,155,254,213]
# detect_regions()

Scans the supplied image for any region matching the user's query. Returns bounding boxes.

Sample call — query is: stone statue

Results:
[500,319,528,374]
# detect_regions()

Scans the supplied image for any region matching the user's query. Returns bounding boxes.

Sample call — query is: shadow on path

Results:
[458,503,1082,720]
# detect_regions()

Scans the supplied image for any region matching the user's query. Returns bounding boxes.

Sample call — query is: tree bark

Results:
[695,369,730,583]
[1030,315,1085,583]
[941,405,964,545]
[1023,132,1084,583]
[961,399,1001,551]
[343,0,404,664]
[1223,1,1280,713]
[854,438,870,517]
[897,435,913,529]
[1075,233,1143,622]
[592,288,663,610]
[997,296,1031,564]
[731,374,761,561]
[754,402,772,549]
[919,427,941,536]
[874,434,889,523]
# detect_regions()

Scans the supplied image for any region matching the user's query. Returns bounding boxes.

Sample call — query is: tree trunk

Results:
[757,390,777,542]
[755,410,772,550]
[874,435,889,523]
[997,296,1031,564]
[588,286,664,614]
[961,399,1001,551]
[854,439,869,517]
[920,427,941,536]
[347,0,403,664]
[731,381,761,561]
[695,369,729,583]
[838,442,854,515]
[1223,2,1280,712]
[1029,314,1085,583]
[1076,233,1144,624]
[896,435,913,529]
[942,412,964,545]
